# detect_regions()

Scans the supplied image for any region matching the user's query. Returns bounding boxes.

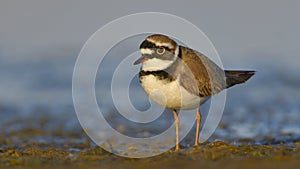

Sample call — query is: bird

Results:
[134,34,255,151]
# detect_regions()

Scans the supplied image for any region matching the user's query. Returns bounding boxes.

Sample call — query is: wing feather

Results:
[179,46,226,97]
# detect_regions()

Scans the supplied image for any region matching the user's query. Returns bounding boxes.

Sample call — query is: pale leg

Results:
[194,109,201,146]
[173,110,180,151]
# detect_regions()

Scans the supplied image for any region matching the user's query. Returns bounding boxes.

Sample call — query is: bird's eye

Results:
[156,47,165,55]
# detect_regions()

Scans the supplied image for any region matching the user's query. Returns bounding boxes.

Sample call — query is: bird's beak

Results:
[133,56,148,65]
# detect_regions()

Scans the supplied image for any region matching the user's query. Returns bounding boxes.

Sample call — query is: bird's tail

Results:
[225,70,255,88]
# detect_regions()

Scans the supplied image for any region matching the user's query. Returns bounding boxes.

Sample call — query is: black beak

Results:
[134,40,151,65]
[133,55,147,65]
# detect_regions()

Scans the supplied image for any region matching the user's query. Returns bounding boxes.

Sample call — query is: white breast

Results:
[140,74,206,110]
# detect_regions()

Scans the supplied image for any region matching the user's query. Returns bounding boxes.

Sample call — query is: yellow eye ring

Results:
[156,47,165,55]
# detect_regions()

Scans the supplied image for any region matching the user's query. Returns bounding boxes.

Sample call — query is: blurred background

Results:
[0,0,299,144]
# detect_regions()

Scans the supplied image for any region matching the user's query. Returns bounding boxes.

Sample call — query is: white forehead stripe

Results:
[140,48,153,55]
[147,38,175,49]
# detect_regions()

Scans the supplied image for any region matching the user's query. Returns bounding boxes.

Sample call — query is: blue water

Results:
[0,35,300,146]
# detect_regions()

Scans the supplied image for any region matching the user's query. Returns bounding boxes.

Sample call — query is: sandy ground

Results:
[1,127,300,169]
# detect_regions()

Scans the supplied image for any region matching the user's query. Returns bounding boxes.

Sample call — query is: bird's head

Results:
[134,34,179,71]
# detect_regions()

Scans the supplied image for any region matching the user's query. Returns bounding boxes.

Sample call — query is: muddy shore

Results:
[1,127,300,169]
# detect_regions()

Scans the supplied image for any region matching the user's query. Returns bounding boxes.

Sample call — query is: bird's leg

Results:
[194,109,201,146]
[173,110,180,151]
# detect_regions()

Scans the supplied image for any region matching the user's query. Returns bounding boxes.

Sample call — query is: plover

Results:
[134,34,255,151]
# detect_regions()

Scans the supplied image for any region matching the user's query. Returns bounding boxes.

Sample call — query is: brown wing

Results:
[179,46,227,97]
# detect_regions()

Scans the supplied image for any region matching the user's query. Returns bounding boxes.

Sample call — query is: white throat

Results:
[141,46,179,71]
[142,58,175,71]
